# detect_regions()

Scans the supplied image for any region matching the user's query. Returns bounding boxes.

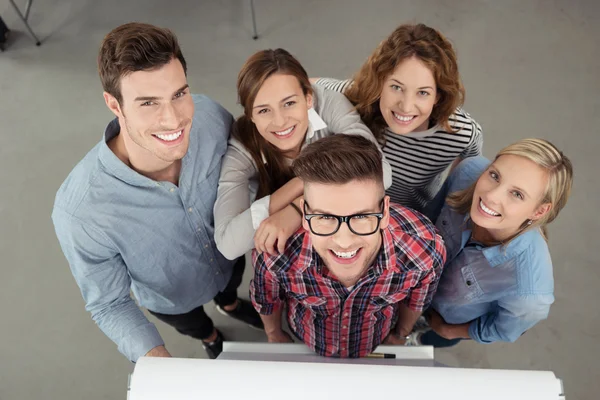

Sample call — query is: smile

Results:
[272,125,296,137]
[332,249,359,259]
[479,199,501,217]
[392,111,416,123]
[154,130,182,142]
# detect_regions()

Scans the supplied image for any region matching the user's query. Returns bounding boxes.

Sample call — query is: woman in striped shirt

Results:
[315,23,483,218]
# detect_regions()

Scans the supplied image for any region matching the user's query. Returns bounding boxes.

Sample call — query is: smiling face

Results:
[302,179,390,287]
[250,73,313,159]
[379,56,438,135]
[471,154,552,241]
[104,58,194,171]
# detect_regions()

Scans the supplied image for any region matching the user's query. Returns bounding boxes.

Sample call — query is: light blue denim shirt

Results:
[432,156,555,344]
[52,95,235,361]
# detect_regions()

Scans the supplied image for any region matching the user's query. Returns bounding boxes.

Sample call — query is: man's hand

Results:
[254,205,302,255]
[145,345,172,358]
[383,332,407,345]
[266,330,294,343]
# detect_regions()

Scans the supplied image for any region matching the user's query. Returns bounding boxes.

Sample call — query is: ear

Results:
[531,202,552,221]
[103,92,124,119]
[379,195,391,230]
[306,92,314,109]
[300,199,310,231]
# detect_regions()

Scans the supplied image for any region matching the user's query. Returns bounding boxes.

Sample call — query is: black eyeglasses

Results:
[303,200,385,237]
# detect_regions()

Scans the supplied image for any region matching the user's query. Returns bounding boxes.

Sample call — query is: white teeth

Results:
[273,126,294,136]
[480,200,500,216]
[393,112,415,122]
[332,249,359,259]
[156,130,182,141]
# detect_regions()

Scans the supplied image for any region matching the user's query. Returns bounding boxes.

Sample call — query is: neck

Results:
[412,118,432,133]
[471,223,518,246]
[108,130,181,185]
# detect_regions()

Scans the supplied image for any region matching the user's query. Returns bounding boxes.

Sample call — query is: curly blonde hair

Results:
[346,23,464,142]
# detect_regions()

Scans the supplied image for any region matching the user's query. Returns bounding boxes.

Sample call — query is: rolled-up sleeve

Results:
[468,294,553,344]
[213,142,268,260]
[250,250,283,315]
[52,209,163,362]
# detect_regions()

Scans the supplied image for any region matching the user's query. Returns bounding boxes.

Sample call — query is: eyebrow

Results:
[253,94,298,109]
[134,84,189,102]
[390,78,434,91]
[490,166,531,198]
[308,205,380,215]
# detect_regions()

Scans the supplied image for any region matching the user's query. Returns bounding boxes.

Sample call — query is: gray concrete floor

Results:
[0,0,598,399]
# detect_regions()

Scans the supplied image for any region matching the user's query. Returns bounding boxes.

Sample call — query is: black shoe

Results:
[202,329,224,359]
[216,299,264,331]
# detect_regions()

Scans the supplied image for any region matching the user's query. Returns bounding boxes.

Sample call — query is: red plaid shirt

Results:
[250,204,446,358]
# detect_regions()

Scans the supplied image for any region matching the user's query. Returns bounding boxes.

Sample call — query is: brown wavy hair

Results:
[346,23,464,142]
[233,48,313,198]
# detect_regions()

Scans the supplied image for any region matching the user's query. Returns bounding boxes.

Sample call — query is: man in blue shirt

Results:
[52,22,262,362]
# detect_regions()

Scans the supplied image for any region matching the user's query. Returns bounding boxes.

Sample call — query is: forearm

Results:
[394,303,422,337]
[260,308,285,335]
[145,345,171,357]
[268,178,304,214]
[92,298,164,362]
[442,322,471,340]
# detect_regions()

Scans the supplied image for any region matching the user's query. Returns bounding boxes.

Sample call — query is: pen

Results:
[365,352,396,359]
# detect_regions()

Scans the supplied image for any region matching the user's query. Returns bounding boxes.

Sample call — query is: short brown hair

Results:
[292,135,383,186]
[346,23,464,142]
[233,48,313,198]
[98,22,187,105]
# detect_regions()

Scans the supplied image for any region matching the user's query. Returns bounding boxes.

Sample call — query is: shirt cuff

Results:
[119,322,165,362]
[250,195,271,229]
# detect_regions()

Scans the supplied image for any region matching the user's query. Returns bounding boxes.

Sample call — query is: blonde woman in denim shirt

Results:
[411,139,573,347]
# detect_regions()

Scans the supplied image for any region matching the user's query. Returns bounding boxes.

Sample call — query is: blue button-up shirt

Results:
[432,156,555,344]
[52,95,235,361]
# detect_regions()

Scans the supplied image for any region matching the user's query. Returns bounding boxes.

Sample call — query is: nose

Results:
[159,102,180,129]
[331,221,356,250]
[485,184,504,205]
[272,109,286,128]
[398,93,414,114]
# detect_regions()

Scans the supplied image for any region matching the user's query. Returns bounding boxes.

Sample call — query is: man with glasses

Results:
[250,135,446,357]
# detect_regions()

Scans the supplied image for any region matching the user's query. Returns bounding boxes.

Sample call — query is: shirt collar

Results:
[97,119,165,188]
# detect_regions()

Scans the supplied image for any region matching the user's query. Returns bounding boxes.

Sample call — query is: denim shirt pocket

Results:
[460,265,484,301]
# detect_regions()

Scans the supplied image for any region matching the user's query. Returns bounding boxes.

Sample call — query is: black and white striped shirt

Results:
[316,78,483,214]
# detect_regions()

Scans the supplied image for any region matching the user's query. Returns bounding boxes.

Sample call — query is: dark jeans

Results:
[149,255,245,341]
[420,330,462,348]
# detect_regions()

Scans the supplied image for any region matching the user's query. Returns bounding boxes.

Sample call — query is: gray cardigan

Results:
[213,84,392,260]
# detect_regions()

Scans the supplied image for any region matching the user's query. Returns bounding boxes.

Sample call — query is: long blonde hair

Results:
[447,139,573,241]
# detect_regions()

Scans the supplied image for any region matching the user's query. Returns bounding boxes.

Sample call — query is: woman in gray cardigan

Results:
[214,49,391,260]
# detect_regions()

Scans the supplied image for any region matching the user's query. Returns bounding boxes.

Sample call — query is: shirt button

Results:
[343,313,349,317]
[341,347,346,351]
[210,258,214,262]
[216,271,220,275]
[204,244,208,248]
[188,207,193,213]
[343,325,348,329]
[170,188,175,192]
[466,280,473,286]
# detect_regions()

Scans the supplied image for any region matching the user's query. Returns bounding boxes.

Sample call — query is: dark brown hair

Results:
[98,22,187,105]
[233,48,313,198]
[292,135,383,186]
[346,23,464,142]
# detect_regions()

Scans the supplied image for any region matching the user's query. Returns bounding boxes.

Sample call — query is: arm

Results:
[310,77,353,93]
[213,142,265,260]
[318,87,393,189]
[268,177,304,214]
[52,210,165,362]
[249,251,293,342]
[255,195,303,255]
[468,294,553,343]
[459,112,483,159]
